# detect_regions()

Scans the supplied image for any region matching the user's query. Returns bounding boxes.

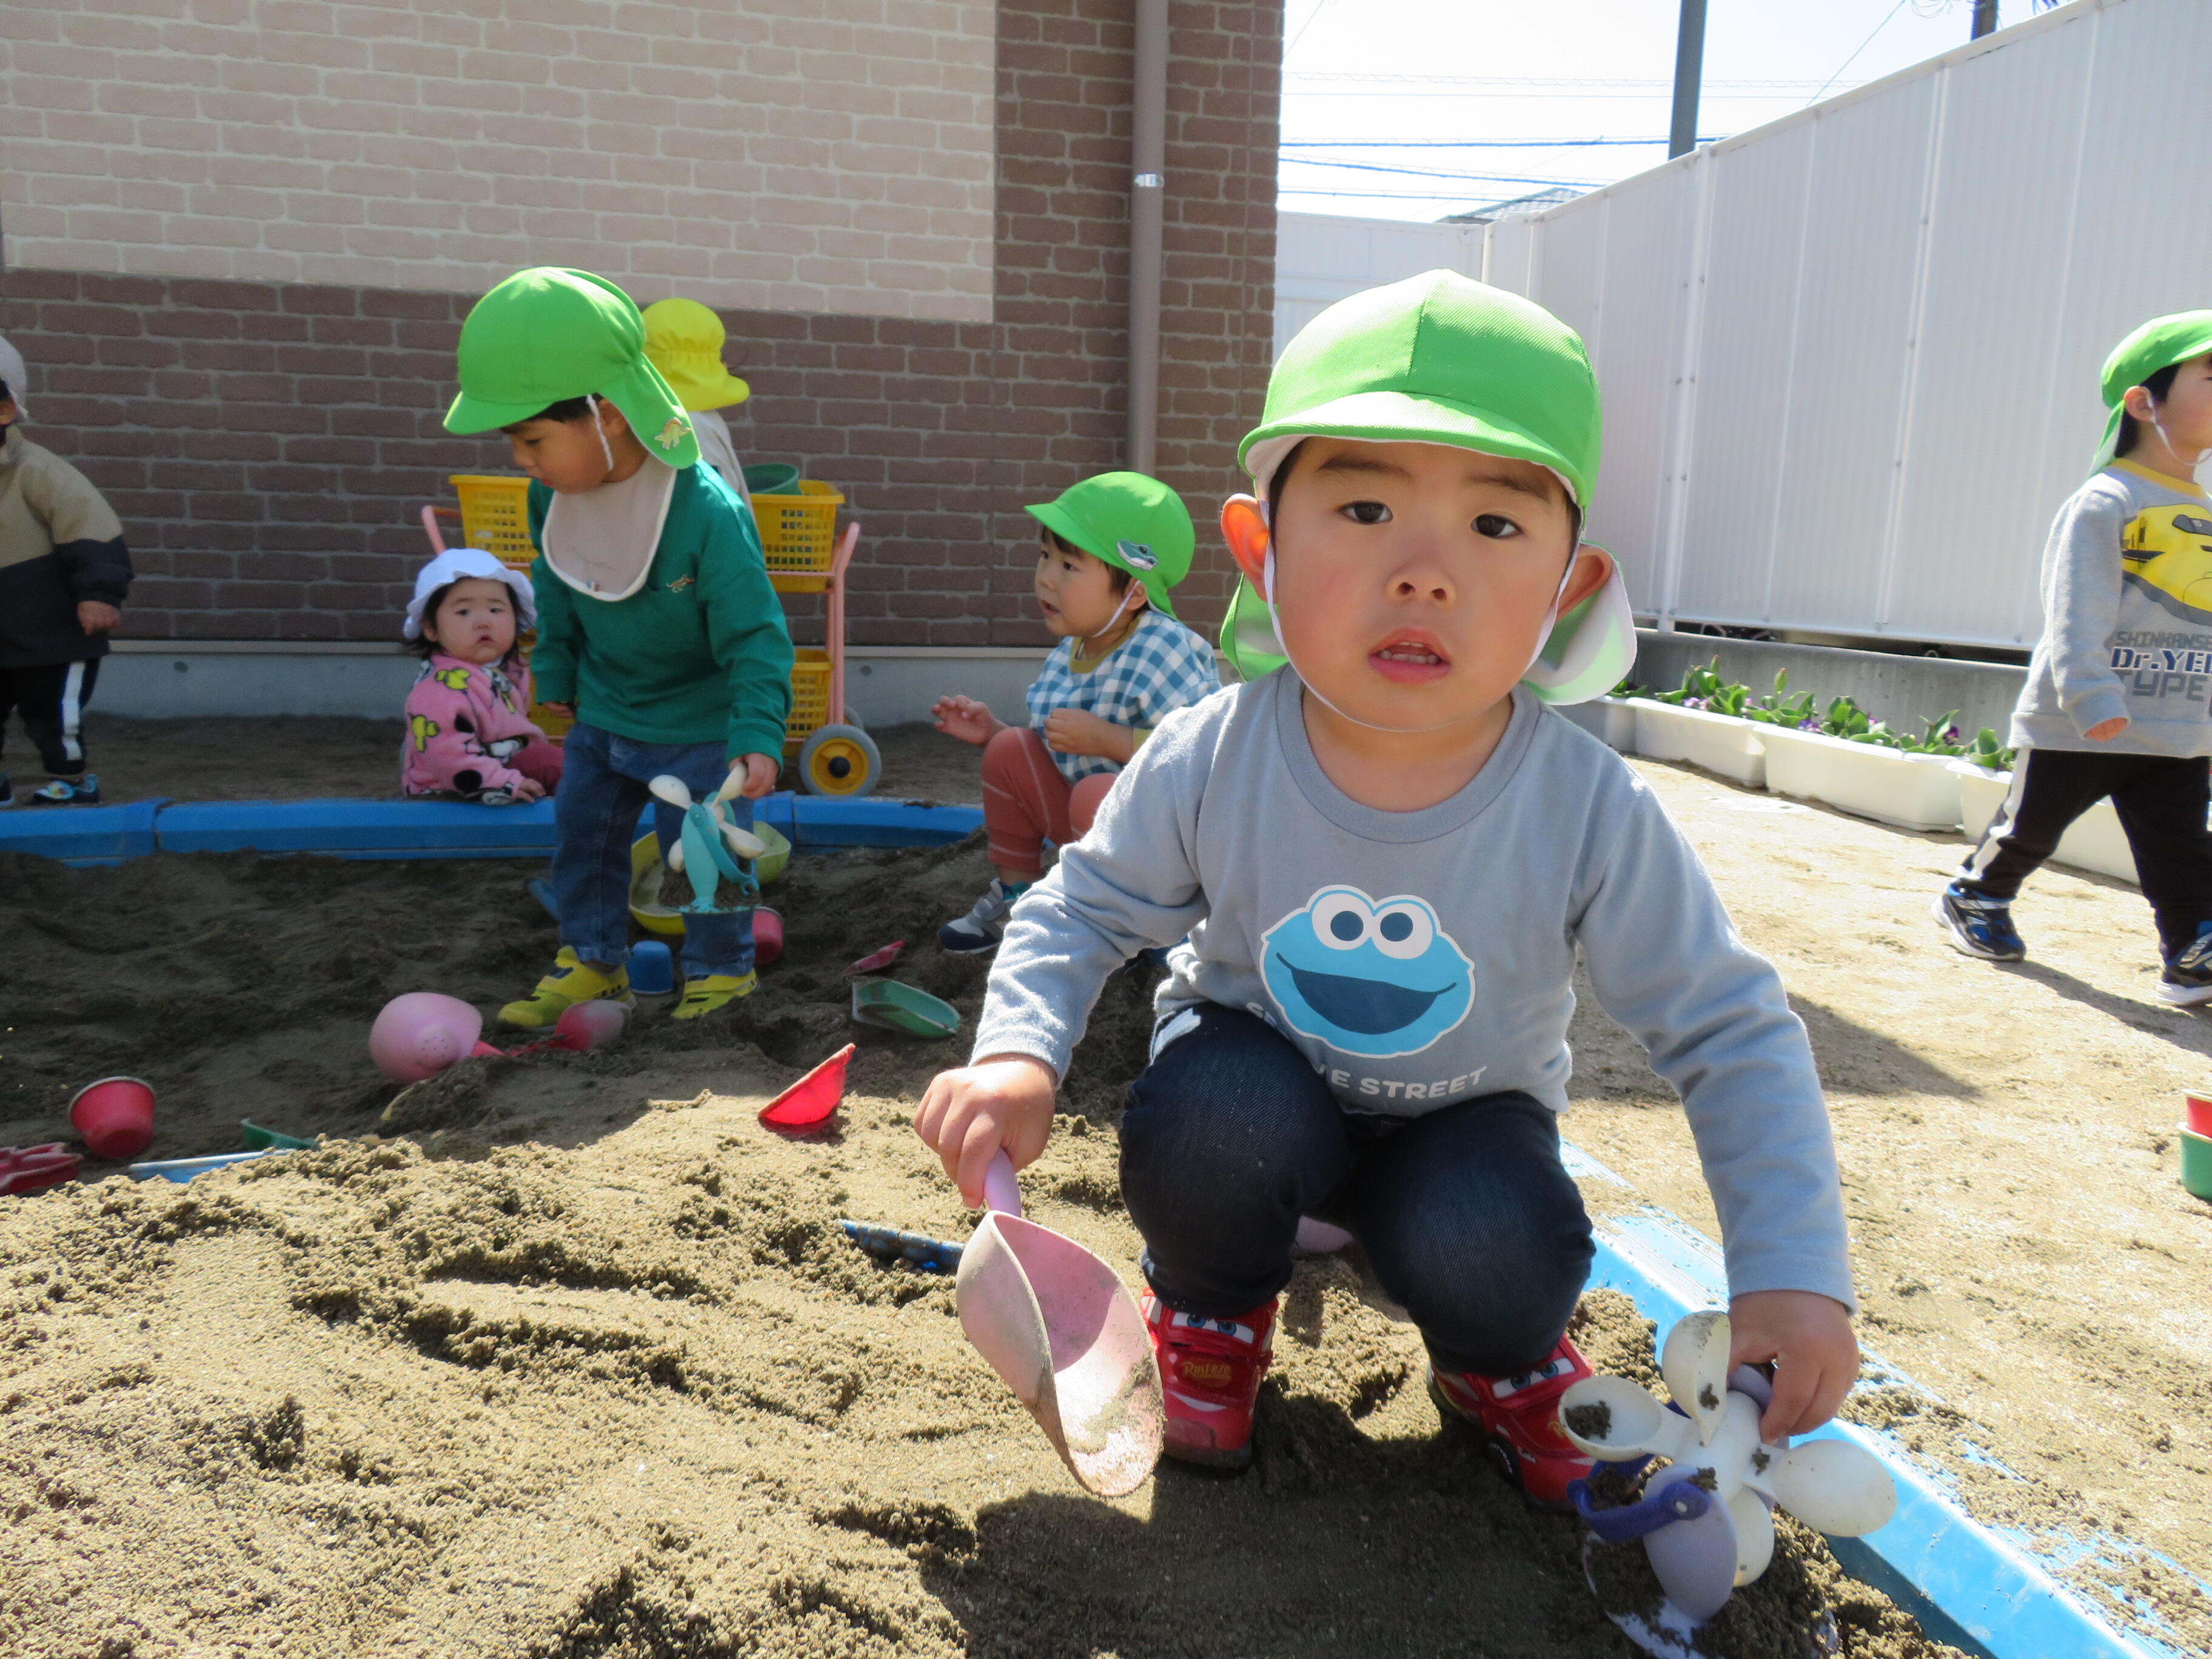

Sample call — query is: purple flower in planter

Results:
[1684,697,1706,711]
[1798,718,1818,730]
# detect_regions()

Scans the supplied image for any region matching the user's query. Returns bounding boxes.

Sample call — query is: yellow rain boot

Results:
[670,970,757,1022]
[499,947,634,1030]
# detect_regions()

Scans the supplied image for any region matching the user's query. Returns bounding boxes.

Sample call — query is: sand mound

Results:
[0,840,1960,1657]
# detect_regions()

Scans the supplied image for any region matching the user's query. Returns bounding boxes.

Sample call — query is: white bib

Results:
[541,458,677,602]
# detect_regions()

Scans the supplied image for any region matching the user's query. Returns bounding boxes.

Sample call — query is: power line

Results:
[1805,0,1909,106]
[1281,136,1719,149]
[1280,157,1606,186]
[1285,73,1854,89]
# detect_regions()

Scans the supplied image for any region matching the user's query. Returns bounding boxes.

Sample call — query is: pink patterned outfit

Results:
[401,652,564,802]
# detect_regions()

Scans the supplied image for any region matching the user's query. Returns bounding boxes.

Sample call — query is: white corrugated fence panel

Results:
[1589,163,1697,617]
[1765,74,1937,634]
[1672,122,1817,627]
[1889,8,2098,648]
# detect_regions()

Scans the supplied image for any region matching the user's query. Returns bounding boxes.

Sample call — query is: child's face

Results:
[426,577,519,666]
[502,404,635,494]
[1262,438,1598,732]
[1034,532,1138,639]
[2150,353,2212,457]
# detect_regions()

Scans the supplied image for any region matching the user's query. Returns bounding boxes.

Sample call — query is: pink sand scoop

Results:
[954,1151,1163,1498]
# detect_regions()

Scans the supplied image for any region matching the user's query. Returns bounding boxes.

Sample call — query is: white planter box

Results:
[1557,694,1638,752]
[1948,760,2138,884]
[1630,700,1766,787]
[1759,725,1962,831]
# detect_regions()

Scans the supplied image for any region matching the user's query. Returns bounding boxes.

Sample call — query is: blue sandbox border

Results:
[0,793,2187,1657]
[0,793,982,866]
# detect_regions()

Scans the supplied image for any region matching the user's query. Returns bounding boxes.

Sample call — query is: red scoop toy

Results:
[759,1044,854,1129]
[1,1144,81,1198]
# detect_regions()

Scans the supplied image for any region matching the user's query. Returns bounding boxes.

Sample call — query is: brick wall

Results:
[0,0,1281,650]
[0,0,996,323]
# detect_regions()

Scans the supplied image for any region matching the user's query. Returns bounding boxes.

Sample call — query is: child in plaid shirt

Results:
[932,472,1219,952]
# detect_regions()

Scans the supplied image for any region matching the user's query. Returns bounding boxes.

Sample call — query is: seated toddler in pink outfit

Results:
[400,547,564,804]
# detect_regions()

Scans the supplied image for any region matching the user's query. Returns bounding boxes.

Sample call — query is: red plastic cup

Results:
[754,906,784,967]
[2186,1091,2212,1139]
[69,1076,156,1161]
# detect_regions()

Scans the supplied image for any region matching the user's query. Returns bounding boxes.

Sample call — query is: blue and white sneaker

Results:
[2159,922,2212,1007]
[1931,882,2025,961]
[26,773,100,806]
[938,878,1022,954]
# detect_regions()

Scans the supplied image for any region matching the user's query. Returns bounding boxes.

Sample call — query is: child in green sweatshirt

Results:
[444,268,794,1026]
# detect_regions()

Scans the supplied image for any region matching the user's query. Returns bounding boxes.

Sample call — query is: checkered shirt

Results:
[1024,609,1221,783]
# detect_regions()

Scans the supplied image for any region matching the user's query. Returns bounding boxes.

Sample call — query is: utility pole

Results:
[1971,1,1999,38]
[1669,0,1708,160]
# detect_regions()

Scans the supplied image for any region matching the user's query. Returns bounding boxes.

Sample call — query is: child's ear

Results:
[1220,495,1270,587]
[1557,543,1615,614]
[599,398,632,437]
[2123,384,2159,421]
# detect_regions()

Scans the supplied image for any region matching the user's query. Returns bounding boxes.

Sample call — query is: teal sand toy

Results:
[850,980,961,1038]
[648,773,766,914]
[241,1121,316,1151]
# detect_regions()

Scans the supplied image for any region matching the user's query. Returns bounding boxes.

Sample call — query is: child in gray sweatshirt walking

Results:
[914,273,1860,1498]
[1937,312,2212,1002]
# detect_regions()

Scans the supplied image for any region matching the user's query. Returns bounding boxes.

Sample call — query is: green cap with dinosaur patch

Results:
[1024,471,1196,620]
[446,267,699,471]
[1222,269,1632,703]
[2092,309,2212,474]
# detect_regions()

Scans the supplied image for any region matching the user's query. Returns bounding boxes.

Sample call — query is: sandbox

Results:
[0,826,1985,1659]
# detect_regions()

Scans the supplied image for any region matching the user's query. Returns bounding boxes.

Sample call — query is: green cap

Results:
[446,268,700,470]
[1222,270,1632,703]
[1024,471,1196,620]
[1240,269,1601,510]
[2093,310,2212,474]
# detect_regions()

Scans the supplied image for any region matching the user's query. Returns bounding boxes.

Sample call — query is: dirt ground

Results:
[2,713,2208,1655]
[39,717,979,807]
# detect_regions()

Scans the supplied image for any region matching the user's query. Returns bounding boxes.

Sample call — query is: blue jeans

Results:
[1119,1005,1594,1375]
[550,722,754,979]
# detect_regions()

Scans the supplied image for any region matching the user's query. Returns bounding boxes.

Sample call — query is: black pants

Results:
[0,659,99,779]
[1957,747,2212,955]
[1119,1005,1595,1376]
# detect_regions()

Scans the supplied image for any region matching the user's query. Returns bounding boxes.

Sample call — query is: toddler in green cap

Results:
[1938,312,2212,995]
[445,267,794,1027]
[930,471,1218,953]
[917,272,1859,1493]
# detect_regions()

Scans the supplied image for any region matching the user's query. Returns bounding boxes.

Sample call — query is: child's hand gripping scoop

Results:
[648,773,766,914]
[1557,1310,1895,1635]
[953,1150,1164,1498]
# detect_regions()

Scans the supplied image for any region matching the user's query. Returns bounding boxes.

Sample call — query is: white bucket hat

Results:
[404,547,537,640]
[0,333,28,416]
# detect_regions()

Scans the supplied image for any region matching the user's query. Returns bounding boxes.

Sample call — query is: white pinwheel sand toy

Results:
[1559,1310,1896,1647]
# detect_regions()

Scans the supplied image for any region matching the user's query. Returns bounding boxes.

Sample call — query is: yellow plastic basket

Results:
[757,480,843,592]
[786,648,832,749]
[449,474,535,571]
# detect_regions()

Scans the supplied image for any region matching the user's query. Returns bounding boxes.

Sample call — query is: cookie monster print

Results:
[1260,885,1474,1057]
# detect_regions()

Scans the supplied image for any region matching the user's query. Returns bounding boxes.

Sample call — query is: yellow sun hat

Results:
[642,297,751,413]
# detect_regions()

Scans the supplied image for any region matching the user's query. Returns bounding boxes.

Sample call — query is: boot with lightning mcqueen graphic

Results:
[1141,1290,1277,1470]
[1429,1334,1595,1507]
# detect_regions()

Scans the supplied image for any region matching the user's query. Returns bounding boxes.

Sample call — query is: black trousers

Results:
[0,659,99,778]
[1119,1005,1594,1376]
[1957,747,2212,955]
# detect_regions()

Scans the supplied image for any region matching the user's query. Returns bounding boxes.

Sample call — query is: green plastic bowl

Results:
[2181,1126,2212,1203]
[743,463,802,495]
[753,822,791,886]
[851,980,961,1039]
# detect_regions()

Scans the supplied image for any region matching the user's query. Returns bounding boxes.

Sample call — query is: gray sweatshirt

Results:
[976,671,1855,1310]
[2012,460,2212,757]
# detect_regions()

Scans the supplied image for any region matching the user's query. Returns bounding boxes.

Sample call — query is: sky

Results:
[1278,0,2064,221]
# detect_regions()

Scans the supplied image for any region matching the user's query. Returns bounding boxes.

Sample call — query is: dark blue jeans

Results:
[551,721,754,979]
[1120,1005,1594,1376]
